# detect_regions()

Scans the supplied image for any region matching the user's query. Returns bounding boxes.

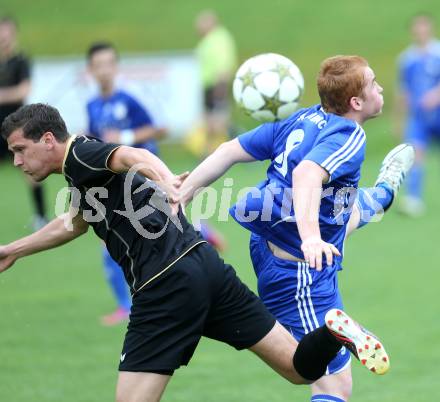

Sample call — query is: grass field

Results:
[1,0,440,401]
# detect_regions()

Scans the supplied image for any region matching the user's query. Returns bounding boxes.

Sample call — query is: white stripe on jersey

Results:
[329,130,366,175]
[321,124,365,174]
[321,125,360,169]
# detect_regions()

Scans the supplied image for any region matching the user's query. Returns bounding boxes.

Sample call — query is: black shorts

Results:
[118,242,275,374]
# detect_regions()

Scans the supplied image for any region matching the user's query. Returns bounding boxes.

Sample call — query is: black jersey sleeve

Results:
[64,136,121,187]
[15,54,31,83]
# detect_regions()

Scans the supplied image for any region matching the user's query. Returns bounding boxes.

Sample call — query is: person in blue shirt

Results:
[395,14,440,216]
[180,55,414,401]
[86,41,167,325]
[86,41,226,325]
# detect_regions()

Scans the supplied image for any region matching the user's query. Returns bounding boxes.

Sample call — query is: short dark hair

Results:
[87,41,118,62]
[1,103,69,142]
[0,15,18,29]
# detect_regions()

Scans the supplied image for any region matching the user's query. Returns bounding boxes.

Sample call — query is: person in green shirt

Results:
[195,10,238,155]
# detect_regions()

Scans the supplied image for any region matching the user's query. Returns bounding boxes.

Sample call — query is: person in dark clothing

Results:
[0,16,47,230]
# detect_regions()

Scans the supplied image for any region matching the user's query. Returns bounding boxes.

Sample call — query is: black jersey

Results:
[63,135,205,293]
[0,52,31,123]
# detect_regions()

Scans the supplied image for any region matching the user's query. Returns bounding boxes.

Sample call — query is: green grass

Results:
[1,1,440,400]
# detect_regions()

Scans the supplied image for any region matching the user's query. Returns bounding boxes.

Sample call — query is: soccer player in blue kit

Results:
[86,42,167,325]
[395,14,440,216]
[181,55,415,401]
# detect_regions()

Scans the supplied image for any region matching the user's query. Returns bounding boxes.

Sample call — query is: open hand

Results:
[0,245,17,273]
[172,171,190,189]
[301,236,341,271]
[421,87,440,110]
[155,172,189,215]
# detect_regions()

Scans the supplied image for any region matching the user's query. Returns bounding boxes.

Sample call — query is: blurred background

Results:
[0,0,439,401]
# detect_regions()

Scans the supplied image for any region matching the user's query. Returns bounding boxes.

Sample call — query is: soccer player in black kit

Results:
[0,16,47,230]
[0,104,387,402]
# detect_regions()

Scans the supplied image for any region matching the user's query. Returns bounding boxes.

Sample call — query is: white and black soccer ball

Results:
[232,53,304,122]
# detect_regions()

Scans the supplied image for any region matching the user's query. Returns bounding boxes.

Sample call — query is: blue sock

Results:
[406,163,424,200]
[103,248,132,311]
[355,184,394,229]
[311,394,345,402]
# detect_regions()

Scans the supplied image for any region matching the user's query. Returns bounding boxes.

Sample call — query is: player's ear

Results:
[40,132,56,149]
[349,96,362,111]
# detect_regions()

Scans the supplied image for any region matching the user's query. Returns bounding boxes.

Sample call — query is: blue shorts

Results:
[249,233,350,375]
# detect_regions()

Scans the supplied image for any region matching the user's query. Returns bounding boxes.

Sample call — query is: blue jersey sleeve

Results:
[304,123,366,182]
[397,55,410,93]
[86,102,96,136]
[238,122,278,161]
[127,96,153,128]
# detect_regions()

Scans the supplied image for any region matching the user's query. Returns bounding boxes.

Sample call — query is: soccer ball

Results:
[232,53,304,122]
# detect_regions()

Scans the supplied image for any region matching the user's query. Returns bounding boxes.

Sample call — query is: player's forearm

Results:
[0,81,31,104]
[133,127,166,144]
[5,214,87,259]
[292,163,324,241]
[392,91,408,136]
[180,141,241,205]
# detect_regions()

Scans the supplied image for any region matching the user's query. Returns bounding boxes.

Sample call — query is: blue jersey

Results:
[398,40,440,128]
[87,90,158,155]
[230,104,366,270]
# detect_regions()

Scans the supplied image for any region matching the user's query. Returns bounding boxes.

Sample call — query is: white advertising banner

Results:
[28,52,203,139]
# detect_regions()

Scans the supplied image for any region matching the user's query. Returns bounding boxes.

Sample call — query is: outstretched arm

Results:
[392,88,408,140]
[179,138,256,206]
[421,81,440,111]
[103,126,167,145]
[0,80,31,105]
[0,208,89,273]
[292,160,340,270]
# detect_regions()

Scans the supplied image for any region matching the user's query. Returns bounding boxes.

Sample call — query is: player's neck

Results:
[100,83,115,98]
[0,46,15,60]
[415,38,433,50]
[341,110,364,125]
[53,140,71,174]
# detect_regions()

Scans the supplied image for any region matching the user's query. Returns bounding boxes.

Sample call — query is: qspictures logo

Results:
[55,164,389,239]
